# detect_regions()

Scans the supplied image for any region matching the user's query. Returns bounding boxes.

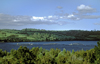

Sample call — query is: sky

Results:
[0,0,100,30]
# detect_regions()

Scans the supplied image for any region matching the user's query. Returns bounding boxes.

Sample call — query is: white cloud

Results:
[48,16,52,18]
[67,14,80,20]
[32,16,44,20]
[58,14,80,20]
[47,15,59,20]
[31,15,59,22]
[31,16,46,21]
[77,4,96,14]
[67,14,74,18]
[77,4,92,10]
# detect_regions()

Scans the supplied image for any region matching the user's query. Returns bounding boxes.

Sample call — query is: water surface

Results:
[0,41,98,52]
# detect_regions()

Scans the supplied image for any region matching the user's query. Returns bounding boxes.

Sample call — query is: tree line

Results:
[0,28,100,42]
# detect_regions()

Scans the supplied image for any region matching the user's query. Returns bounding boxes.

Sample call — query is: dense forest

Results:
[0,41,100,64]
[0,28,100,42]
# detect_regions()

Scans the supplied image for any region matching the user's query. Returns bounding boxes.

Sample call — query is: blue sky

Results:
[0,0,100,30]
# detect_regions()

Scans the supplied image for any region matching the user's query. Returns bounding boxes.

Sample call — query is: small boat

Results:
[17,43,33,46]
[69,43,84,45]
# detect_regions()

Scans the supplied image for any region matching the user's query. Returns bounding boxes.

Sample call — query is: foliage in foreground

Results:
[0,41,100,64]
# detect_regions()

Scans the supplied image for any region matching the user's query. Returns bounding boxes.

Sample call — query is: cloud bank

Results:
[0,4,100,27]
[0,13,67,26]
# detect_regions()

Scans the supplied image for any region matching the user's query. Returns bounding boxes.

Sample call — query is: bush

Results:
[94,41,100,63]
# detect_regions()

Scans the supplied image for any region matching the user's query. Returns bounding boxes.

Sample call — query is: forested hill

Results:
[0,28,100,42]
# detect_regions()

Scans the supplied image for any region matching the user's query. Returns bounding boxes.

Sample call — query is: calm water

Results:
[0,41,98,52]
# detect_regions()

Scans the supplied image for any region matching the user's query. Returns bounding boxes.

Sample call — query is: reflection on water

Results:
[0,41,98,52]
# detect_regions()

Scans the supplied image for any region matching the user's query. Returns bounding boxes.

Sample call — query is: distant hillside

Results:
[0,28,100,42]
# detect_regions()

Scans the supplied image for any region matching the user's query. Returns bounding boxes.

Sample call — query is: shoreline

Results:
[0,40,99,43]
